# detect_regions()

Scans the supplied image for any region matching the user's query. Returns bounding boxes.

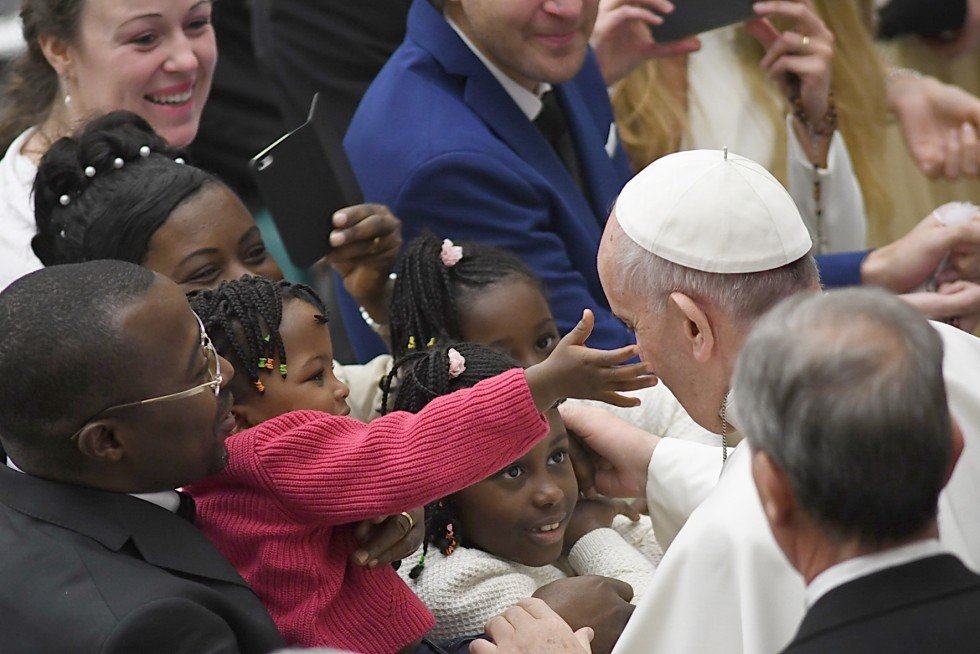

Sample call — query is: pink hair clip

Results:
[448,348,466,378]
[440,238,464,267]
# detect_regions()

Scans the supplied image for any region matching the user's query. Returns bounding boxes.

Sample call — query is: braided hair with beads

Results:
[32,110,215,266]
[381,342,521,578]
[187,275,328,394]
[388,233,544,360]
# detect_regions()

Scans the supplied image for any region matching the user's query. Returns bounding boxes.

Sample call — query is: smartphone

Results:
[649,0,757,42]
[250,92,364,269]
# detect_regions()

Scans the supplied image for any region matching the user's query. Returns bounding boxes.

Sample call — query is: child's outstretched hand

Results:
[525,309,656,413]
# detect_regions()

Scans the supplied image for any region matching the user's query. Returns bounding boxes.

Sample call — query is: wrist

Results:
[524,363,561,414]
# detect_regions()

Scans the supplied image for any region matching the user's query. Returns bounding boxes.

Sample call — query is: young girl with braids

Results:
[388,233,715,446]
[185,275,654,653]
[385,343,663,643]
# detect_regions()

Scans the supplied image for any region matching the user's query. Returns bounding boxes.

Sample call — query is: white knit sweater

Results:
[401,515,662,642]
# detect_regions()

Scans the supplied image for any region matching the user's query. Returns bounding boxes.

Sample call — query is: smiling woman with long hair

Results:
[0,0,217,290]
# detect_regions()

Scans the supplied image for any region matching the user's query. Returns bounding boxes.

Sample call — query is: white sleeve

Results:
[567,517,659,604]
[615,446,807,654]
[785,114,868,253]
[646,438,724,550]
[567,385,718,445]
[400,547,564,642]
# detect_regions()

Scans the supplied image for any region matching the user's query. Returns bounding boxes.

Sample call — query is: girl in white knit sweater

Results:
[386,343,663,642]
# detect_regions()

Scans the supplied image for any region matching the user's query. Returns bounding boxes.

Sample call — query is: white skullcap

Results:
[615,149,813,274]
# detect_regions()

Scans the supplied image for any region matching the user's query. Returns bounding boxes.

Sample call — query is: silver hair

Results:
[732,288,951,545]
[613,222,820,326]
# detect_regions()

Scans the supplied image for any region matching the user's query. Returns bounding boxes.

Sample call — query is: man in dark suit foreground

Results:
[0,261,285,653]
[732,288,980,654]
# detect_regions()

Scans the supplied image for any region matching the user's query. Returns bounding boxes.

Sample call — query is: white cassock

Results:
[613,322,980,654]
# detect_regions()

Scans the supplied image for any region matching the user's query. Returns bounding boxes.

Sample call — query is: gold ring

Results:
[400,511,415,531]
[801,35,811,51]
[370,236,382,252]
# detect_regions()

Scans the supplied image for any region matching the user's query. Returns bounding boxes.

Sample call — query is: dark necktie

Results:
[176,491,196,524]
[534,90,588,199]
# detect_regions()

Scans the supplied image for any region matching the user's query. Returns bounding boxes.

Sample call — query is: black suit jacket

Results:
[0,467,285,653]
[784,553,980,653]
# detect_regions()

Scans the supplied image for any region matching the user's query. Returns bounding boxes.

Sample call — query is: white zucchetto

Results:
[615,149,813,273]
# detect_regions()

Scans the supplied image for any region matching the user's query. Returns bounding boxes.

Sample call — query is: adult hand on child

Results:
[563,498,641,554]
[887,73,980,180]
[351,507,424,569]
[533,576,634,654]
[561,403,660,499]
[325,203,402,323]
[524,310,657,413]
[591,0,701,86]
[746,0,836,165]
[472,598,594,654]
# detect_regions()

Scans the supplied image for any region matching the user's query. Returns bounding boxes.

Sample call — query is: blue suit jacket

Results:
[344,0,634,361]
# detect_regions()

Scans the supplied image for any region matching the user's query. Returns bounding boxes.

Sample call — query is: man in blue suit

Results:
[345,0,633,360]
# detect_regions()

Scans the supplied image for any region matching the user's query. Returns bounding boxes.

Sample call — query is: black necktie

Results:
[534,91,588,198]
[176,491,196,524]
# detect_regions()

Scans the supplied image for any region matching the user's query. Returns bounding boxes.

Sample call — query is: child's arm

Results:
[564,503,658,604]
[251,369,548,524]
[401,548,564,642]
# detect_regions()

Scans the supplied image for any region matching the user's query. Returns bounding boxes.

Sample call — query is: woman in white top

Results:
[0,0,217,290]
[610,0,884,254]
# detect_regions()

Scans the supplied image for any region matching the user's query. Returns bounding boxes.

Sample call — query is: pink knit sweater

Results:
[187,369,548,653]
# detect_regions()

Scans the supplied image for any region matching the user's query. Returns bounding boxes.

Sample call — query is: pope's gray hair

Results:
[732,288,951,546]
[613,222,820,326]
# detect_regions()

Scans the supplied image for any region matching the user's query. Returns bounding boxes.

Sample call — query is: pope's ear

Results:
[74,421,126,464]
[668,292,714,362]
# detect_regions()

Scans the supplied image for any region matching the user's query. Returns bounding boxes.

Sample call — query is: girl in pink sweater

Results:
[186,276,650,653]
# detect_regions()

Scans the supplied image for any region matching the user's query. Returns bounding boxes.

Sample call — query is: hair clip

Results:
[258,357,267,369]
[265,358,274,370]
[139,145,151,158]
[174,157,185,165]
[440,238,464,267]
[113,157,124,169]
[448,348,466,378]
[407,336,417,350]
[84,166,96,178]
[279,363,287,378]
[263,334,271,342]
[426,337,437,347]
[254,379,266,393]
[59,194,70,206]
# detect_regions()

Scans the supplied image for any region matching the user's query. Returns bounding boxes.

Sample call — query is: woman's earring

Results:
[63,73,72,106]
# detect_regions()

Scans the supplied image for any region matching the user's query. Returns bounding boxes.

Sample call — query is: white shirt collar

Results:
[805,538,945,608]
[6,457,181,513]
[446,16,551,121]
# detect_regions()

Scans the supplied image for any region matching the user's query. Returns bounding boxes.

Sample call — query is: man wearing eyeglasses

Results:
[0,261,285,653]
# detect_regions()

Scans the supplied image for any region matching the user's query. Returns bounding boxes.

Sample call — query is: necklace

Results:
[719,395,729,464]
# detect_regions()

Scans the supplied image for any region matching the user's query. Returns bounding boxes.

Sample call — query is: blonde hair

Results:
[612,0,890,230]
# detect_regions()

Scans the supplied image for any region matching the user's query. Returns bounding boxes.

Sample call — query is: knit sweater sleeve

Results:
[400,548,564,642]
[248,368,548,524]
[567,515,659,604]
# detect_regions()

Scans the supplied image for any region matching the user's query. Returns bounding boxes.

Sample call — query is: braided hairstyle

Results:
[381,342,521,578]
[187,276,328,394]
[388,233,545,360]
[32,110,217,267]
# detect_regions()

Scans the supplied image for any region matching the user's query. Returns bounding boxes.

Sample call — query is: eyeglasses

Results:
[69,315,223,438]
